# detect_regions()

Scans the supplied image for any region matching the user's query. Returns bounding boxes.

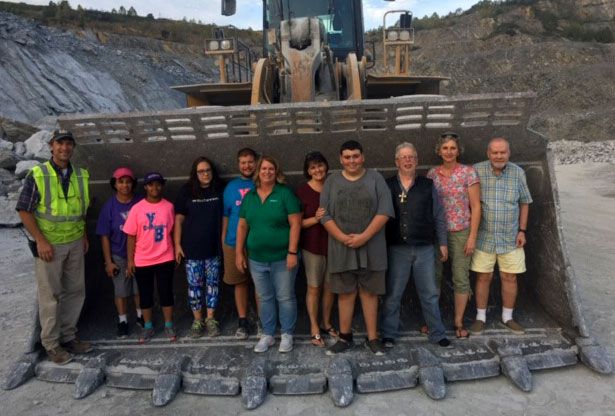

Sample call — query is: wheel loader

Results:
[3,0,612,409]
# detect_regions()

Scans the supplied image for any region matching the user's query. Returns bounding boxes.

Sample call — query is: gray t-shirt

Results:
[320,169,394,273]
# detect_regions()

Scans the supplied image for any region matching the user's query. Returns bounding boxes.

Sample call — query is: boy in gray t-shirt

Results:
[320,140,394,356]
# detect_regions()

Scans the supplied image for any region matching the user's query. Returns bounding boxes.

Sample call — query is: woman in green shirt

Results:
[236,156,301,353]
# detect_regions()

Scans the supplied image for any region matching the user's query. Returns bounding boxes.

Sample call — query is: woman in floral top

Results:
[427,132,480,338]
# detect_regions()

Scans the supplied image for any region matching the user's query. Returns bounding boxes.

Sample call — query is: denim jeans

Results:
[380,244,447,343]
[249,259,297,336]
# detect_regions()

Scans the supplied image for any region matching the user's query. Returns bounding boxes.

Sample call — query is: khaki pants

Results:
[35,238,85,350]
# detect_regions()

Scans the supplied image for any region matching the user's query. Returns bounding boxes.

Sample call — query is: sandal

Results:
[455,326,470,339]
[419,325,429,336]
[311,334,325,347]
[320,326,339,338]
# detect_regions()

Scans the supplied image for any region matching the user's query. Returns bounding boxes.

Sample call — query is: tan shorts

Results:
[302,249,327,287]
[329,269,386,295]
[470,247,526,274]
[223,244,250,285]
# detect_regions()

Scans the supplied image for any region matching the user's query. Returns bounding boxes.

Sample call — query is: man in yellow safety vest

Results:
[16,129,92,365]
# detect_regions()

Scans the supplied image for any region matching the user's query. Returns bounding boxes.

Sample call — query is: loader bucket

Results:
[4,93,611,406]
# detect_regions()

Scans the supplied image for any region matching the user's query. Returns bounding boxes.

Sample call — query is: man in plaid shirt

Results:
[469,137,532,335]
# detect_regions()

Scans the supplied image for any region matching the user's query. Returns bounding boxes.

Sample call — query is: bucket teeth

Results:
[327,357,354,407]
[152,355,189,407]
[2,351,40,390]
[74,353,113,399]
[415,348,446,400]
[576,337,614,375]
[241,357,268,410]
[497,345,532,392]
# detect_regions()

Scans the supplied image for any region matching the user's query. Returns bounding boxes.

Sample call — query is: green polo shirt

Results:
[239,183,301,262]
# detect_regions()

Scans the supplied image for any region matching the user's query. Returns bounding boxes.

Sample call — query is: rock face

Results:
[0,12,216,125]
[575,0,615,21]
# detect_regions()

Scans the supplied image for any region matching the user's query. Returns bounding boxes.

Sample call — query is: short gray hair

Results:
[395,142,417,159]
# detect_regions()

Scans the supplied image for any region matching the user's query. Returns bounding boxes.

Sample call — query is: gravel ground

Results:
[0,162,613,415]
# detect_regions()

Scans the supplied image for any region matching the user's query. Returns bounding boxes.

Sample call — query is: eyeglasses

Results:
[197,169,212,175]
[397,155,418,161]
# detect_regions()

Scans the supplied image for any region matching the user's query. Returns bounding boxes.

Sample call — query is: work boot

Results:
[46,347,73,365]
[62,338,93,354]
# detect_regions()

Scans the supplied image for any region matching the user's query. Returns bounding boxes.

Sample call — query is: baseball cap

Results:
[112,167,135,181]
[143,172,166,185]
[49,129,75,143]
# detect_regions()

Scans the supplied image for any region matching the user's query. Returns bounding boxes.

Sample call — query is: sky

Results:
[5,0,478,29]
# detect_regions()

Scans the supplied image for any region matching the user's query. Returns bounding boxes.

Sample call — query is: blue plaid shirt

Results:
[474,161,532,254]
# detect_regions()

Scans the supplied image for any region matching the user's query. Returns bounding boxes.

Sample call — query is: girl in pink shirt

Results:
[123,172,176,343]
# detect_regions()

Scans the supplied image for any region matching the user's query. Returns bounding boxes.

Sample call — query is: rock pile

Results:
[549,140,615,164]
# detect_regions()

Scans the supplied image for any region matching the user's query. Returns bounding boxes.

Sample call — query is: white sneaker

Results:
[254,335,275,353]
[279,333,293,353]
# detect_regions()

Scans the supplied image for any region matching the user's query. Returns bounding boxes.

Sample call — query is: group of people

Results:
[16,129,532,364]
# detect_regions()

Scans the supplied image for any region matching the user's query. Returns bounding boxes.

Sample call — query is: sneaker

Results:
[117,321,129,339]
[500,319,525,335]
[46,347,73,365]
[326,339,354,356]
[136,316,145,329]
[365,338,386,356]
[254,335,275,353]
[438,338,454,349]
[469,320,485,335]
[164,325,177,342]
[381,337,396,349]
[139,326,155,344]
[279,333,293,353]
[235,319,249,340]
[205,317,220,337]
[190,319,204,339]
[61,338,93,354]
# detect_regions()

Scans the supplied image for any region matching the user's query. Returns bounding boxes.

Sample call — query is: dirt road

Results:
[0,163,613,415]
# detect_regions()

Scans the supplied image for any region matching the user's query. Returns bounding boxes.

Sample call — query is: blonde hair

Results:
[253,155,286,187]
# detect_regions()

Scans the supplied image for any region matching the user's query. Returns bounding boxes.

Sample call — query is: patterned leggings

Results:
[185,257,221,311]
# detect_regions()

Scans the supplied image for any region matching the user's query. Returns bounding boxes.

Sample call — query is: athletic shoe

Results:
[500,319,525,335]
[135,316,145,329]
[190,319,204,339]
[117,321,129,339]
[438,338,454,348]
[62,338,93,354]
[205,317,220,337]
[139,327,155,344]
[235,319,249,340]
[164,325,177,342]
[381,337,396,349]
[326,339,353,356]
[365,338,386,356]
[278,333,293,353]
[46,347,73,365]
[254,335,275,353]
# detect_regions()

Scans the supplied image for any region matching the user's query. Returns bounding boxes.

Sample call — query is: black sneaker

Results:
[381,337,396,349]
[117,321,129,338]
[326,339,354,356]
[136,316,145,329]
[438,338,454,349]
[365,338,386,356]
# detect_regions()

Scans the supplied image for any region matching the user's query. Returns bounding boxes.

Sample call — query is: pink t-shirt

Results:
[427,164,479,232]
[123,198,175,267]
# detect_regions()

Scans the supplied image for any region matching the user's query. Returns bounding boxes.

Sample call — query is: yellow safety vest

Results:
[30,161,90,245]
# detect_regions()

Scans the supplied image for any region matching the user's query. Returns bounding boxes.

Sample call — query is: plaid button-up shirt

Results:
[474,161,532,254]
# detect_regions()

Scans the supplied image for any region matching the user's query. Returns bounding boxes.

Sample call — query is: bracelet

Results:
[288,251,297,255]
[518,229,526,233]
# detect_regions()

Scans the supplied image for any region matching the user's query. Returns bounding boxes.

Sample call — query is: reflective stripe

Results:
[39,163,53,216]
[34,211,84,222]
[77,168,86,215]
